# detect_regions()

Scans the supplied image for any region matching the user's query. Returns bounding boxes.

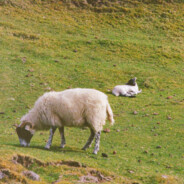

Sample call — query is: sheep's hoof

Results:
[93,151,98,155]
[44,145,50,150]
[60,145,65,149]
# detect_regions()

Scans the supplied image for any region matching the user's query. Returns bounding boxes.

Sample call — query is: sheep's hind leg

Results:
[82,128,95,150]
[45,127,57,149]
[59,127,66,148]
[93,131,101,154]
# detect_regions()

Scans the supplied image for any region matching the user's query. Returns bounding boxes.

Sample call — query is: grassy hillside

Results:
[0,0,184,183]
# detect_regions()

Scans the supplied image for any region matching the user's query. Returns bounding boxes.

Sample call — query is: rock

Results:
[152,112,159,115]
[113,151,117,155]
[128,170,134,174]
[0,172,6,180]
[133,111,138,115]
[167,116,172,120]
[25,73,31,77]
[22,57,27,64]
[28,68,34,72]
[102,153,108,158]
[156,145,162,149]
[167,96,173,99]
[22,171,40,181]
[103,128,110,133]
[162,175,168,179]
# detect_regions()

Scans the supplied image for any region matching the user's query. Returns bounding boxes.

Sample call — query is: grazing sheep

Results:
[112,77,142,97]
[16,88,114,154]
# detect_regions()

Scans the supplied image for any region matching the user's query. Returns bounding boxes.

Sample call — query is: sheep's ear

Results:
[20,121,33,128]
[25,124,35,134]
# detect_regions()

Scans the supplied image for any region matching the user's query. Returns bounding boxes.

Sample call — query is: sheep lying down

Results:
[112,77,142,97]
[16,88,114,154]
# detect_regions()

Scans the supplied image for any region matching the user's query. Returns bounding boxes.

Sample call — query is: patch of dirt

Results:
[12,155,113,183]
[12,154,86,168]
[0,168,27,184]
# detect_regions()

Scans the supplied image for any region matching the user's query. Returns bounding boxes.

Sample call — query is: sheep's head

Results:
[16,121,35,147]
[126,77,137,86]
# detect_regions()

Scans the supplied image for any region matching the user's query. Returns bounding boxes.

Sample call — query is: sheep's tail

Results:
[106,101,115,125]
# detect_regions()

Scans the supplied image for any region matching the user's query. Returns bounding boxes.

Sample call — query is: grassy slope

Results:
[0,1,184,183]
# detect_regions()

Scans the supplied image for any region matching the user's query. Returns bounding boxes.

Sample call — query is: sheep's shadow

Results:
[4,143,86,153]
[106,91,136,98]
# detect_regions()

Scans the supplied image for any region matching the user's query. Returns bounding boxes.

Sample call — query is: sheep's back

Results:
[34,89,108,129]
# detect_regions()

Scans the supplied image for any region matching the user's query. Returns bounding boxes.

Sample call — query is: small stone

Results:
[103,128,110,133]
[22,171,40,181]
[113,64,116,67]
[153,112,159,115]
[0,171,6,180]
[25,74,31,77]
[128,170,134,174]
[73,49,77,52]
[167,96,173,99]
[162,175,168,179]
[167,116,172,120]
[22,57,27,64]
[113,151,117,155]
[116,129,120,132]
[166,165,172,169]
[156,145,162,149]
[133,111,138,115]
[28,68,34,72]
[102,153,108,158]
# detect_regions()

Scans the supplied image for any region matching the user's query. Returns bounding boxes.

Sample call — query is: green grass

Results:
[0,1,184,183]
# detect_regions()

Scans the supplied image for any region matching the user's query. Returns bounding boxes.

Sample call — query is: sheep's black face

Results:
[16,127,34,147]
[126,77,137,86]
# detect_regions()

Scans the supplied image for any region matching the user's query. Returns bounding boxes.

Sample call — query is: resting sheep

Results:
[112,77,142,97]
[16,88,114,154]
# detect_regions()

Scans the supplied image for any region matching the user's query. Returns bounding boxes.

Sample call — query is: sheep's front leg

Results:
[59,127,66,148]
[82,128,95,150]
[93,131,101,154]
[45,127,57,149]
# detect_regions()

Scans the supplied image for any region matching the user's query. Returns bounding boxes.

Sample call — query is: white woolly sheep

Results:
[16,88,115,154]
[112,77,142,97]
